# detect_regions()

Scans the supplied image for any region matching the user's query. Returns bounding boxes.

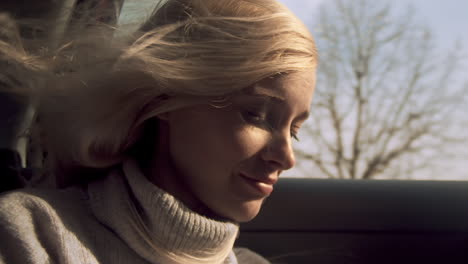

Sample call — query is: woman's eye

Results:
[291,126,301,141]
[247,111,265,121]
[241,109,272,130]
[291,132,300,142]
[242,110,266,123]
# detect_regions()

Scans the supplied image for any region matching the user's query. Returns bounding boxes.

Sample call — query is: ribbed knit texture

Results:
[88,159,240,263]
[0,159,270,263]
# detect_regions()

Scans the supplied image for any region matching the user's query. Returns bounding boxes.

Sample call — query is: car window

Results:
[276,0,468,181]
[105,0,468,181]
[3,0,466,182]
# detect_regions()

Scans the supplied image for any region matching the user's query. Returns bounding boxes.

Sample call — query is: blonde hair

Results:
[0,0,317,188]
[1,1,317,262]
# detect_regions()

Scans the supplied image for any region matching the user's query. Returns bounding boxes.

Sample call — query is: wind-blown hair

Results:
[0,0,317,188]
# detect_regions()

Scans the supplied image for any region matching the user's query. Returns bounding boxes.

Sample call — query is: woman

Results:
[0,0,317,263]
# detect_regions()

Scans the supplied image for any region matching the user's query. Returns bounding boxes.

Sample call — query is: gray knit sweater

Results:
[0,159,270,264]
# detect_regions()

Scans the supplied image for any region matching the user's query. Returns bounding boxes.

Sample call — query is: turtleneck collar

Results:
[88,159,239,264]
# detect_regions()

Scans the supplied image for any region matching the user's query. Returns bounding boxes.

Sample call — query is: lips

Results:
[239,173,278,196]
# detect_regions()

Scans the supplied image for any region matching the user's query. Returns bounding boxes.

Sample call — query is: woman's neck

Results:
[140,121,220,220]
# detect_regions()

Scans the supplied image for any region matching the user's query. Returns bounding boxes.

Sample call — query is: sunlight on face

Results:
[160,71,315,222]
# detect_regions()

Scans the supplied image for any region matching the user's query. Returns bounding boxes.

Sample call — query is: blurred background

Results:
[1,0,467,184]
[120,0,468,180]
[280,0,468,180]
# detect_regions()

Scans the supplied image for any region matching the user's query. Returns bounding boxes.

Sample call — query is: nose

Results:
[261,131,296,171]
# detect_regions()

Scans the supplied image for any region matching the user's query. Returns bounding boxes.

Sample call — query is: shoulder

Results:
[0,189,60,263]
[0,189,58,224]
[0,187,91,234]
[233,247,271,264]
[0,187,87,234]
[0,187,85,222]
[0,188,88,263]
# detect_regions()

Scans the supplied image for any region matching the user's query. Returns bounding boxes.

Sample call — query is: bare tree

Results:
[296,0,468,179]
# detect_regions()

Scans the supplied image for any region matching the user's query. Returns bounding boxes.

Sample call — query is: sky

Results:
[121,0,468,49]
[278,0,468,180]
[396,0,468,46]
[119,0,468,180]
[279,0,468,51]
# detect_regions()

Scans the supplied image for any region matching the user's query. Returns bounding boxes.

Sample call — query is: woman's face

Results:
[151,71,315,223]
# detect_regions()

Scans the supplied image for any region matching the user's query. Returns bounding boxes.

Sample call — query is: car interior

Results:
[1,1,468,264]
[235,178,468,263]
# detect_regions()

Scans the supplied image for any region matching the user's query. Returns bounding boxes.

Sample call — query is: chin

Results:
[217,200,264,223]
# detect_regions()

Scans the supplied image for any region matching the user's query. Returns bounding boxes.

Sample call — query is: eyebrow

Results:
[295,110,310,122]
[243,85,311,122]
[245,85,286,102]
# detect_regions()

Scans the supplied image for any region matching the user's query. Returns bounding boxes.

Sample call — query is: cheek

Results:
[167,109,235,178]
[166,108,272,221]
[168,109,269,176]
[211,114,271,166]
[233,126,270,159]
[168,117,212,174]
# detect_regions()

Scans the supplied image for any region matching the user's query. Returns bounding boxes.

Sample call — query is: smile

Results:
[239,173,276,196]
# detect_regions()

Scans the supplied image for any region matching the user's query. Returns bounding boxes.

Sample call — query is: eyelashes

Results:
[291,130,300,141]
[240,109,300,141]
[241,110,268,126]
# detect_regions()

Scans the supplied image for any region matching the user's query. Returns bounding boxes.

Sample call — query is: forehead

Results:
[247,71,316,106]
